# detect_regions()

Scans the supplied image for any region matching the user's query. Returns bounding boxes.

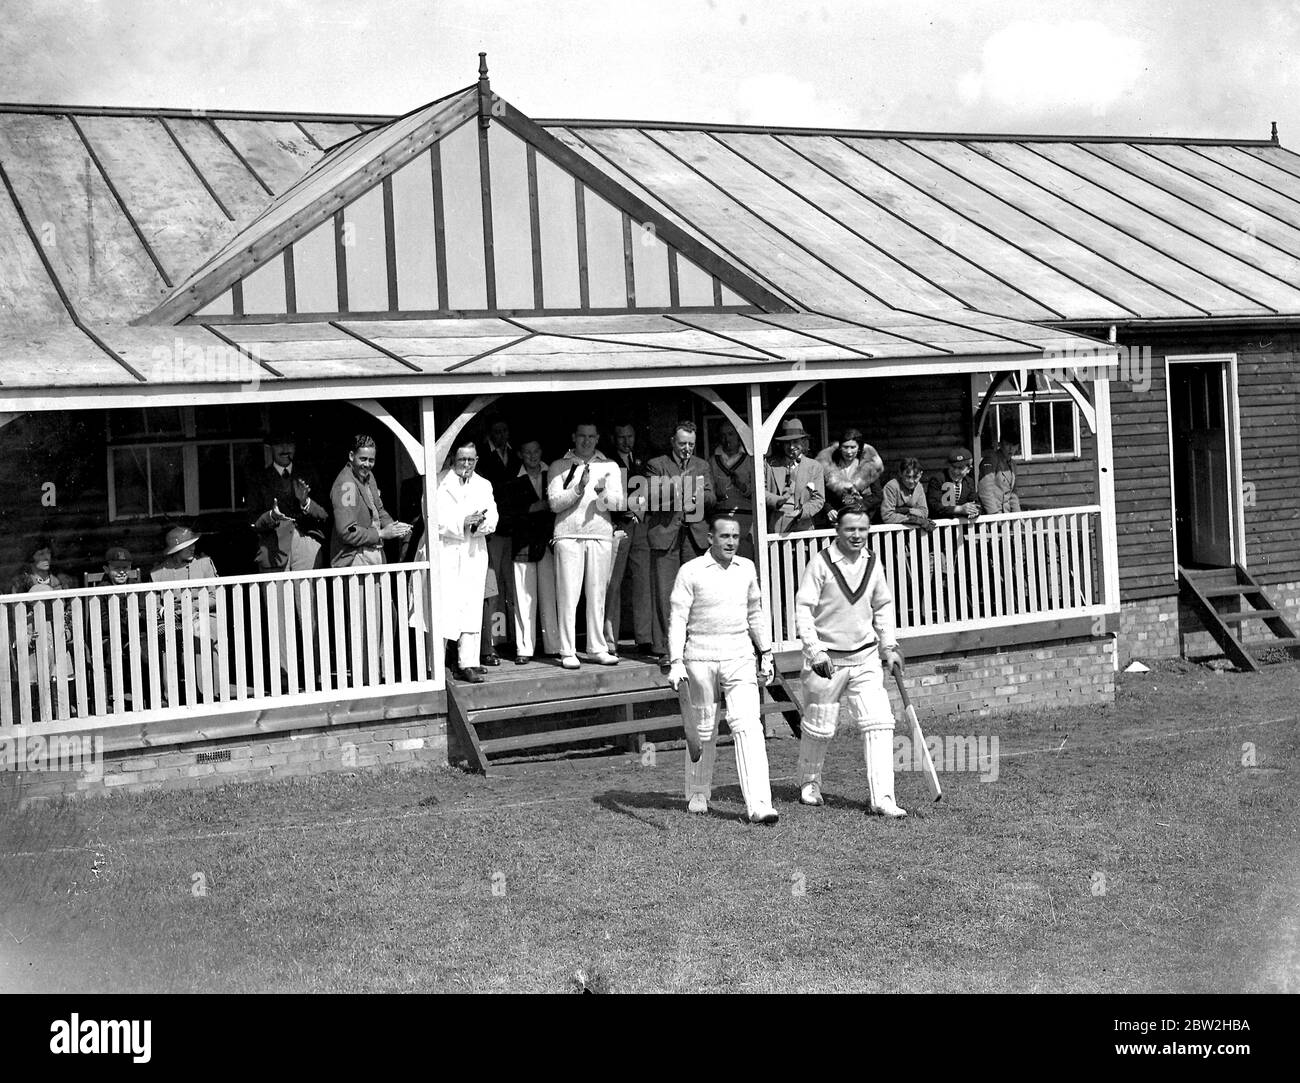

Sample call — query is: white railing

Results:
[0,563,435,729]
[766,506,1101,648]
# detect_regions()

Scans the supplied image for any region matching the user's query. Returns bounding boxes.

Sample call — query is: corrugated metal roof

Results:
[0,310,1104,402]
[4,89,1295,393]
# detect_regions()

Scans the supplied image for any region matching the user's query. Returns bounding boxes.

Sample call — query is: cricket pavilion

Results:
[3,57,1297,797]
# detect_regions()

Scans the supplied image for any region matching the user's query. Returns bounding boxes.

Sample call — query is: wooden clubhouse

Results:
[1,57,1296,793]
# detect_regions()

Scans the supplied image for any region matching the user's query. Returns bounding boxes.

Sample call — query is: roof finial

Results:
[477,52,492,129]
[1272,120,1280,145]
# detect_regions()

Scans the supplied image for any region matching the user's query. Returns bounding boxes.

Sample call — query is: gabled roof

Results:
[541,120,1300,323]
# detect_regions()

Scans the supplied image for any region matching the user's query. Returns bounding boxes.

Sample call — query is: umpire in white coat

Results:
[437,439,498,683]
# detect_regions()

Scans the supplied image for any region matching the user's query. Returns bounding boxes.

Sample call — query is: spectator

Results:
[7,537,74,716]
[476,415,521,665]
[926,448,980,521]
[881,458,934,531]
[764,418,825,534]
[248,429,328,686]
[329,435,412,567]
[96,545,145,709]
[547,418,624,670]
[710,420,756,559]
[505,437,559,665]
[149,525,223,703]
[816,427,884,526]
[436,439,498,683]
[605,421,652,655]
[978,440,1022,514]
[645,421,715,668]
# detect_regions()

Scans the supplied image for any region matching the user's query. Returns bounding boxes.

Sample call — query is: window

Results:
[978,373,1080,462]
[107,406,265,520]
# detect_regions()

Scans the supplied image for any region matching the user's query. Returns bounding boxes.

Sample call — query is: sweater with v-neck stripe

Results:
[795,542,897,665]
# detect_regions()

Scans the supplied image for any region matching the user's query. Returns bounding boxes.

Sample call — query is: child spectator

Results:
[978,440,1022,514]
[927,448,980,521]
[880,459,933,532]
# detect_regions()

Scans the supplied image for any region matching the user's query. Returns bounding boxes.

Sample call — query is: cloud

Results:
[958,19,1146,118]
[728,72,861,128]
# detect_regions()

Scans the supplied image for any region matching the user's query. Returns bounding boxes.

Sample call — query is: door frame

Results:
[1164,353,1244,575]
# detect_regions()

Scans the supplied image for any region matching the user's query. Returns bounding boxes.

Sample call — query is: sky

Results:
[1,0,1298,143]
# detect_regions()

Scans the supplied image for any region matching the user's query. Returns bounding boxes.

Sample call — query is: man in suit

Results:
[330,435,412,684]
[764,418,826,534]
[248,430,329,687]
[504,437,559,664]
[605,421,653,654]
[645,420,715,667]
[476,415,521,665]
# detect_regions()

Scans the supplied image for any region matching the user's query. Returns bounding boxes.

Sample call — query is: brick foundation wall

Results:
[887,635,1115,721]
[6,714,449,806]
[1119,595,1181,665]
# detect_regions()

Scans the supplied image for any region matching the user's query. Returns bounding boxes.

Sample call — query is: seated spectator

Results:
[149,526,223,703]
[926,448,980,521]
[7,537,74,717]
[96,545,147,709]
[978,439,1022,514]
[880,459,934,532]
[816,428,884,526]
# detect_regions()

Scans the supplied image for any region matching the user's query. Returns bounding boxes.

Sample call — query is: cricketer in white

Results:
[794,504,907,817]
[666,514,779,824]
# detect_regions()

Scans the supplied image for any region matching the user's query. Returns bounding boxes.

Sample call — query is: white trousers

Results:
[553,536,613,658]
[512,550,560,658]
[796,652,897,802]
[679,656,773,817]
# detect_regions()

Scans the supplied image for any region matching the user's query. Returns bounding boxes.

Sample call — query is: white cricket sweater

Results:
[546,450,625,539]
[795,543,897,665]
[668,552,771,662]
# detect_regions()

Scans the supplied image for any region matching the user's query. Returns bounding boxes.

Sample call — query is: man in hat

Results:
[644,420,714,668]
[763,418,825,534]
[248,430,329,684]
[149,526,223,704]
[926,448,981,521]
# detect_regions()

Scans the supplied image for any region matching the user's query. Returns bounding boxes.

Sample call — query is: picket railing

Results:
[766,506,1102,648]
[0,563,435,728]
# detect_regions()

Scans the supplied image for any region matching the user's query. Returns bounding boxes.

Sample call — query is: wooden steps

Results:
[1178,565,1300,672]
[447,655,804,772]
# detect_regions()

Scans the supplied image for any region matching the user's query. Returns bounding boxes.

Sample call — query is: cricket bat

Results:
[891,663,942,802]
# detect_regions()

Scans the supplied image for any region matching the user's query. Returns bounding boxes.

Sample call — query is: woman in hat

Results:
[815,427,885,527]
[763,417,826,535]
[149,525,223,703]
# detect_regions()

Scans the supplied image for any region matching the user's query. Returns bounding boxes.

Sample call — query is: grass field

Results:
[1,659,1297,993]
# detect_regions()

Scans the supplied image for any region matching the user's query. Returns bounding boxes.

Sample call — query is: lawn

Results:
[1,659,1297,993]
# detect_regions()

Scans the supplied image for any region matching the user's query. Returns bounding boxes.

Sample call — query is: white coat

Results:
[436,470,499,638]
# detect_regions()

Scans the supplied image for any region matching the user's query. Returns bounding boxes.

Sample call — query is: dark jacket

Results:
[644,453,715,551]
[609,450,648,531]
[505,470,555,563]
[247,464,328,570]
[478,443,523,494]
[926,473,978,519]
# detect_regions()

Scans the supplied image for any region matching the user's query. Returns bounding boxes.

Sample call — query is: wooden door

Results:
[1171,363,1232,567]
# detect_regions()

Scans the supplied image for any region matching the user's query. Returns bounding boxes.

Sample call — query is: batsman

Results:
[666,512,779,824]
[794,501,907,817]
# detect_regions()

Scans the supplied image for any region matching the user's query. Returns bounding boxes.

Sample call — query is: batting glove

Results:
[666,661,687,691]
[811,652,834,680]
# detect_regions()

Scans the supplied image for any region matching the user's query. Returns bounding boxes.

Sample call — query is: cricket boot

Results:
[731,722,778,824]
[685,738,718,813]
[796,732,832,806]
[864,728,906,818]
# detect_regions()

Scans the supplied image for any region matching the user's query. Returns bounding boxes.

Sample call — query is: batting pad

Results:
[864,729,897,807]
[796,732,832,787]
[685,738,718,800]
[732,725,773,816]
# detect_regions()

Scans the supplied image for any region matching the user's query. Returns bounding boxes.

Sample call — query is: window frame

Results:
[983,373,1081,463]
